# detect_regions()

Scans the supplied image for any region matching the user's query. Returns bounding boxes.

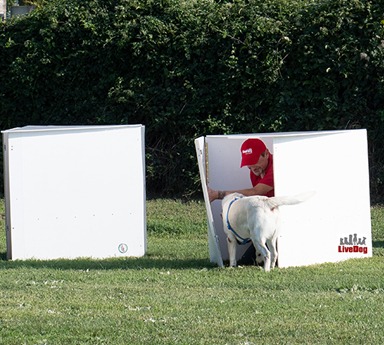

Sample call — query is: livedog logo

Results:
[338,234,368,254]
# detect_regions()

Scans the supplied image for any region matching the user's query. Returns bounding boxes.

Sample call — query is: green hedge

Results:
[1,0,383,201]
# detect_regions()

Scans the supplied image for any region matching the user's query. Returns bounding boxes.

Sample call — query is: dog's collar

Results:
[226,197,251,245]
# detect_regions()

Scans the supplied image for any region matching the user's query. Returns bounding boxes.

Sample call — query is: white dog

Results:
[222,191,314,271]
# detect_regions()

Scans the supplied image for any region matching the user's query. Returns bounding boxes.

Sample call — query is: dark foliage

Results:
[1,0,383,201]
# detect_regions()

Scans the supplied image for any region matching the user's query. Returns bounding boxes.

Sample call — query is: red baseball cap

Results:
[240,139,266,167]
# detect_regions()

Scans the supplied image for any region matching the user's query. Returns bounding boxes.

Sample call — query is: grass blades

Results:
[1,199,384,344]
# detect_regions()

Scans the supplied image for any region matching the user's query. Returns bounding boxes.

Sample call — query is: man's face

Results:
[248,152,269,176]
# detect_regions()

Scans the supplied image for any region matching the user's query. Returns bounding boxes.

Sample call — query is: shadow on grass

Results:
[0,252,217,271]
[4,242,381,271]
[373,240,384,248]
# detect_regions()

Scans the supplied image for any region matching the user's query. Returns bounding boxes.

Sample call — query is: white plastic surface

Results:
[2,125,146,260]
[195,137,223,267]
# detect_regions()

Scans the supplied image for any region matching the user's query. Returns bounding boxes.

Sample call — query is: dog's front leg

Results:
[227,236,237,267]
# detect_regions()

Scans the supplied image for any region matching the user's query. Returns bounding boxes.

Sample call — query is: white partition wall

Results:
[195,130,372,268]
[195,137,224,267]
[2,125,146,260]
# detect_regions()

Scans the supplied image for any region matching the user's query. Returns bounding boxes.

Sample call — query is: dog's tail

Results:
[266,191,315,209]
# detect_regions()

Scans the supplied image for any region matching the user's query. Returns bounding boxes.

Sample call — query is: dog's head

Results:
[255,251,264,265]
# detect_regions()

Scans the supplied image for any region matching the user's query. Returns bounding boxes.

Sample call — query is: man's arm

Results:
[208,184,273,202]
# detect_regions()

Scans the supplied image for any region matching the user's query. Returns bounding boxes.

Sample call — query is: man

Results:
[208,138,274,202]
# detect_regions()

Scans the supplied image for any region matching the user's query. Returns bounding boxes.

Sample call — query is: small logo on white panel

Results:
[338,234,368,254]
[118,243,128,253]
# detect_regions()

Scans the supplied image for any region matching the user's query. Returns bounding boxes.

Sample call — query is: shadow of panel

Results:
[0,255,216,271]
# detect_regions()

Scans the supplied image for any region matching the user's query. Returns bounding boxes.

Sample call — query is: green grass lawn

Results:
[0,199,383,345]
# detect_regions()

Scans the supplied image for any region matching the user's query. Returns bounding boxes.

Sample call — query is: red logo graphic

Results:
[338,234,368,254]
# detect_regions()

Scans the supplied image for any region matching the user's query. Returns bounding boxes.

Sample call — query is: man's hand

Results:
[207,187,218,203]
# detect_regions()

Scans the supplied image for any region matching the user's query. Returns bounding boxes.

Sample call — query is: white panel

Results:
[2,125,146,260]
[2,132,12,259]
[274,130,371,267]
[194,137,223,267]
